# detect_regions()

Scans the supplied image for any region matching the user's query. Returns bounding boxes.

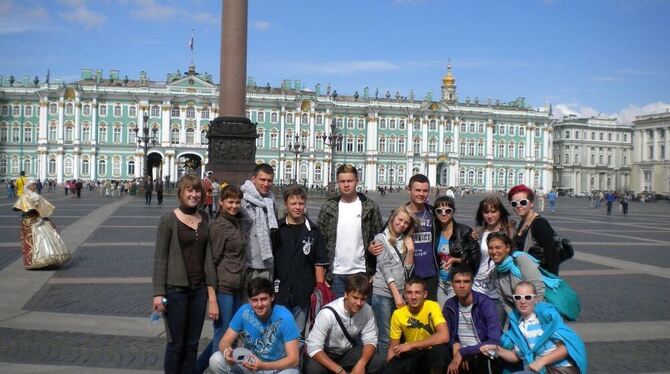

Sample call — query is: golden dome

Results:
[442,63,455,86]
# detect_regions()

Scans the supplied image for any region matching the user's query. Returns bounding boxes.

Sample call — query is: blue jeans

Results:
[164,284,207,374]
[371,294,395,357]
[291,304,308,339]
[209,351,300,374]
[195,292,242,374]
[549,200,555,213]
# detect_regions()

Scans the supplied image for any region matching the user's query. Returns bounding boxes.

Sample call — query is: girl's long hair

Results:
[387,205,419,247]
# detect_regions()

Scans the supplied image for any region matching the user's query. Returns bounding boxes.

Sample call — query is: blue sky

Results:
[1,0,668,124]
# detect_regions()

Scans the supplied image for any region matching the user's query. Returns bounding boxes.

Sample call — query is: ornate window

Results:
[498,142,505,158]
[98,159,107,176]
[518,143,525,158]
[358,118,365,129]
[379,119,387,129]
[0,127,7,142]
[256,111,264,122]
[413,119,420,131]
[270,131,278,149]
[445,139,452,153]
[468,140,475,156]
[460,123,467,133]
[429,119,437,131]
[64,125,74,142]
[23,105,32,117]
[398,137,406,154]
[185,128,195,144]
[49,124,57,141]
[271,112,278,123]
[477,140,484,156]
[429,138,437,153]
[378,167,386,183]
[476,170,484,185]
[413,137,421,153]
[286,113,294,124]
[23,127,32,143]
[170,128,180,144]
[99,105,107,116]
[49,103,57,115]
[129,106,137,118]
[171,106,181,117]
[378,136,386,153]
[478,123,484,133]
[201,129,208,144]
[316,114,323,125]
[301,113,309,125]
[202,107,210,119]
[112,157,121,177]
[389,119,396,129]
[186,106,195,119]
[99,125,108,143]
[65,103,74,116]
[256,130,265,148]
[1,105,8,115]
[314,164,322,182]
[127,160,135,176]
[508,142,515,159]
[151,105,160,117]
[82,125,90,142]
[81,159,90,176]
[113,127,122,143]
[83,104,91,116]
[347,118,354,129]
[357,137,365,153]
[336,118,343,128]
[460,140,466,155]
[48,158,56,175]
[113,105,122,117]
[399,120,406,130]
[459,170,466,185]
[467,170,475,185]
[64,157,73,176]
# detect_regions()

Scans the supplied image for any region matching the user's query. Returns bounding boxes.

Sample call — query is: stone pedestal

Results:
[207,116,257,186]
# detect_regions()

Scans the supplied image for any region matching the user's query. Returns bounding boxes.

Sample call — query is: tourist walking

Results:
[547,189,557,214]
[606,191,616,215]
[155,178,164,205]
[144,176,153,206]
[151,174,217,374]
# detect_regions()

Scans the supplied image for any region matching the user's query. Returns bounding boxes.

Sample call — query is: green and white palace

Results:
[0,64,555,191]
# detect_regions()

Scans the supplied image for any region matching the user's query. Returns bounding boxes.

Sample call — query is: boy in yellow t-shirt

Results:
[383,278,452,374]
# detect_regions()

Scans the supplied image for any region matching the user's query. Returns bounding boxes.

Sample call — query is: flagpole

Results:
[190,29,194,65]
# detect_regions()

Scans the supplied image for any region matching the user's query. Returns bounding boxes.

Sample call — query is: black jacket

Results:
[433,219,481,276]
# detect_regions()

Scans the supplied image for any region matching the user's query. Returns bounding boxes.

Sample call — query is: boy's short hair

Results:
[408,174,429,188]
[247,277,274,298]
[336,164,358,179]
[344,273,371,296]
[282,184,307,202]
[451,264,473,281]
[405,277,427,290]
[254,163,275,176]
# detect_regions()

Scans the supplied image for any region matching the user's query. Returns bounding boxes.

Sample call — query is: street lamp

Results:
[134,111,159,178]
[287,133,307,184]
[321,119,344,191]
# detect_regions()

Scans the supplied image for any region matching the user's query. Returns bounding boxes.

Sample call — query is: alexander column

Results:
[207,0,257,186]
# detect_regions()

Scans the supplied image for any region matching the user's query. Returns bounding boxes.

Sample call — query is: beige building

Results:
[552,115,633,193]
[631,110,670,194]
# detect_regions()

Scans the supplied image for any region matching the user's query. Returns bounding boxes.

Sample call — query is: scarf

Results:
[495,252,560,289]
[241,180,277,261]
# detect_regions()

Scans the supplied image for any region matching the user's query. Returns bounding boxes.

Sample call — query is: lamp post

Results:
[134,111,158,178]
[321,119,344,192]
[287,133,307,184]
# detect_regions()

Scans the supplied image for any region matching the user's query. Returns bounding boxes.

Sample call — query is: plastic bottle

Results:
[150,297,167,324]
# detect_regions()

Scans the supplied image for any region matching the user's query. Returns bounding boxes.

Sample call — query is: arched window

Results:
[398,137,406,154]
[469,123,476,133]
[314,164,322,182]
[270,131,278,149]
[429,119,437,131]
[316,114,323,125]
[467,170,475,185]
[64,125,73,142]
[336,118,343,128]
[271,112,278,123]
[478,123,484,133]
[98,159,106,176]
[498,170,505,186]
[23,158,32,175]
[64,157,73,176]
[429,138,437,153]
[23,127,32,143]
[357,118,365,129]
[49,103,58,115]
[357,166,365,183]
[99,105,107,116]
[517,171,524,185]
[201,129,208,144]
[185,128,195,144]
[498,142,505,158]
[388,136,397,153]
[81,159,90,176]
[171,106,180,117]
[508,142,515,159]
[389,168,396,184]
[397,167,405,184]
[445,139,452,153]
[389,119,396,129]
[476,169,484,185]
[256,130,264,148]
[151,105,160,117]
[113,127,122,143]
[112,157,121,176]
[347,118,354,129]
[379,119,387,129]
[127,160,135,176]
[378,167,386,183]
[49,123,57,141]
[357,137,365,153]
[286,113,294,124]
[65,103,74,116]
[98,125,108,143]
[301,113,308,125]
[534,144,541,159]
[413,137,421,153]
[83,105,91,116]
[113,105,122,117]
[129,106,137,117]
[284,162,293,181]
[413,119,420,130]
[460,140,467,155]
[378,136,386,153]
[468,139,475,156]
[299,163,308,183]
[128,126,136,144]
[518,143,525,158]
[170,128,180,144]
[459,170,466,185]
[186,106,195,118]
[48,158,56,175]
[477,140,484,156]
[399,120,406,130]
[202,107,210,119]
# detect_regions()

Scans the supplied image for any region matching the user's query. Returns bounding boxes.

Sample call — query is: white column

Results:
[38,100,48,144]
[428,161,437,186]
[91,99,98,144]
[73,150,80,179]
[485,165,493,192]
[56,151,63,184]
[161,102,170,146]
[665,128,670,160]
[279,108,286,148]
[90,152,97,181]
[39,151,47,180]
[543,126,551,161]
[486,119,494,158]
[453,117,460,156]
[57,99,64,143]
[640,130,647,161]
[309,112,316,150]
[438,117,445,154]
[74,100,81,144]
[195,107,202,145]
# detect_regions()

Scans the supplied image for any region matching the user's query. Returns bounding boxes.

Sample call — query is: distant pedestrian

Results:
[536,188,546,213]
[620,193,629,216]
[547,189,557,214]
[75,180,83,198]
[606,191,615,215]
[144,176,153,206]
[155,179,164,205]
[16,171,28,197]
[210,178,220,217]
[68,180,76,197]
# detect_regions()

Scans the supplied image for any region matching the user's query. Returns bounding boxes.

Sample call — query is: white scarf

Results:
[241,180,278,260]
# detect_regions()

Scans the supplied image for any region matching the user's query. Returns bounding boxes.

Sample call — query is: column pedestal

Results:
[207,116,257,186]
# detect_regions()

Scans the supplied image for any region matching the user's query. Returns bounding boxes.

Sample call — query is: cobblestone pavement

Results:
[1,189,670,373]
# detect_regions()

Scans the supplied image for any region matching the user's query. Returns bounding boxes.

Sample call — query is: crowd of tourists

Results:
[151,163,588,374]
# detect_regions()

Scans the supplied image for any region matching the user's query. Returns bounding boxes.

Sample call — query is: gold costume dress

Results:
[12,191,70,269]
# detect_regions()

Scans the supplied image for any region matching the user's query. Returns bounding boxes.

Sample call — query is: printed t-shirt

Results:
[333,197,365,274]
[436,234,450,281]
[473,231,498,299]
[412,209,435,278]
[517,313,572,367]
[229,304,300,362]
[389,300,445,343]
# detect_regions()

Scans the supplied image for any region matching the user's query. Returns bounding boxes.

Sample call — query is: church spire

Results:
[441,59,457,104]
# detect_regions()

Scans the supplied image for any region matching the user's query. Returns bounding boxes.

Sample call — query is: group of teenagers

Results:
[152,163,587,374]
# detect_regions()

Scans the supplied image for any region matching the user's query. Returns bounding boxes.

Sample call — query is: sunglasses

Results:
[512,294,536,301]
[510,199,530,208]
[435,207,454,215]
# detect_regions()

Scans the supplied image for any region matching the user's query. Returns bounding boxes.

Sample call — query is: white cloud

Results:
[592,76,625,82]
[295,60,401,75]
[250,20,271,31]
[617,102,670,125]
[129,0,177,21]
[57,0,106,29]
[553,103,602,120]
[0,1,51,34]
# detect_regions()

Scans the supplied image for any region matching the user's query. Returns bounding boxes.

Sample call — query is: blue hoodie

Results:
[501,302,587,374]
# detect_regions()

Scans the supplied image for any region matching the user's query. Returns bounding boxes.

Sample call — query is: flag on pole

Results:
[189,35,194,51]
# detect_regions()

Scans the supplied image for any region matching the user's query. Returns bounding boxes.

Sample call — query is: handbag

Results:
[539,267,581,321]
[526,217,574,266]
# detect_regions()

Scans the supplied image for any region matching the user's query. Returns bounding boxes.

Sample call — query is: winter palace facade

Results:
[0,65,555,191]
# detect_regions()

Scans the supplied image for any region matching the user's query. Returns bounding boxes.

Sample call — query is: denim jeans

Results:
[371,294,395,357]
[195,292,243,374]
[164,284,207,374]
[208,351,300,374]
[291,304,308,340]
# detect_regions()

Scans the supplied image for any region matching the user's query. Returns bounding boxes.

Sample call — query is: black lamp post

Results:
[321,119,344,190]
[287,133,307,184]
[134,111,159,178]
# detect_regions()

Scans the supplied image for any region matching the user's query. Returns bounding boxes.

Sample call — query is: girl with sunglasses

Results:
[486,232,544,316]
[508,184,561,275]
[432,196,480,306]
[480,282,587,374]
[371,205,418,357]
[473,195,517,322]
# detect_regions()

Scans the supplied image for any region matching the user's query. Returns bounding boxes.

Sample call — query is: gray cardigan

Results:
[372,230,411,298]
[152,211,217,296]
[490,253,545,313]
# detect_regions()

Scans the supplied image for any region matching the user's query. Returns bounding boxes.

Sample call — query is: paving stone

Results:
[577,245,670,268]
[0,247,20,271]
[561,259,613,271]
[51,246,154,278]
[586,339,670,373]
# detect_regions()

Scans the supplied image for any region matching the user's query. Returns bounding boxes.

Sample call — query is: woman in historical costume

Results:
[12,179,70,270]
